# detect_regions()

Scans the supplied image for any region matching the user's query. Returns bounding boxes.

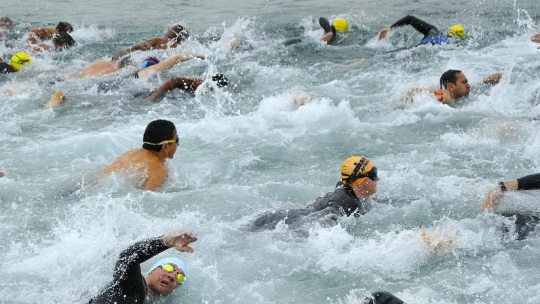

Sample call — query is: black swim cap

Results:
[56,22,73,32]
[211,74,228,87]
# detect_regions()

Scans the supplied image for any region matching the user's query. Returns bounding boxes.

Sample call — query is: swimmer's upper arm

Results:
[145,168,167,191]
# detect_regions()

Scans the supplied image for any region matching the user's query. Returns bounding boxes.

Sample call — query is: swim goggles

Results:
[160,263,185,284]
[346,164,378,185]
[143,137,179,145]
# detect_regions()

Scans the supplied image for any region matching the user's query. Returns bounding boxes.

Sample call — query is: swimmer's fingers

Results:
[531,33,540,43]
[166,231,198,252]
[483,72,503,85]
[320,32,334,43]
[378,28,390,40]
[481,188,502,213]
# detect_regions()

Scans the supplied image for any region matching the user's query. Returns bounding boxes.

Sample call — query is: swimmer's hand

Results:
[378,28,390,40]
[182,52,205,60]
[483,73,503,85]
[163,231,198,253]
[481,187,503,213]
[320,32,334,43]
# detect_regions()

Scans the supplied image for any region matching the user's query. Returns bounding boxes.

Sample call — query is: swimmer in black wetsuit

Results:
[88,231,197,304]
[0,52,31,74]
[248,155,379,231]
[482,173,540,240]
[282,17,348,46]
[378,15,465,48]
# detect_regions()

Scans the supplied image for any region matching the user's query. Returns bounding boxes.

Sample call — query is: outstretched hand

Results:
[483,72,503,85]
[481,187,503,213]
[163,231,198,253]
[378,28,390,40]
[531,33,540,43]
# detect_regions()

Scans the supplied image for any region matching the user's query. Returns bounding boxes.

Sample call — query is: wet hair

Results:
[0,16,15,28]
[166,24,190,44]
[142,119,176,151]
[211,74,228,88]
[53,31,75,48]
[56,22,73,33]
[439,69,461,89]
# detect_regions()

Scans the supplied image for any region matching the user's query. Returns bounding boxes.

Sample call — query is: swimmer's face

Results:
[165,130,179,159]
[146,264,183,296]
[451,72,470,98]
[352,177,378,199]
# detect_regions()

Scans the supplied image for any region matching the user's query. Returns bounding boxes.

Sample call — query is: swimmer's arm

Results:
[481,179,518,212]
[389,15,437,37]
[531,33,540,48]
[113,237,169,280]
[146,77,199,101]
[320,32,334,43]
[482,72,503,85]
[138,52,205,78]
[114,40,155,58]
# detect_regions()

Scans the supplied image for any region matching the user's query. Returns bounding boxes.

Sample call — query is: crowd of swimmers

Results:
[2,14,540,304]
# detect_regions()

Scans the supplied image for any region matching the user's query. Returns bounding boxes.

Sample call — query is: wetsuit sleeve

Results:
[517,173,540,190]
[389,15,439,37]
[113,236,169,282]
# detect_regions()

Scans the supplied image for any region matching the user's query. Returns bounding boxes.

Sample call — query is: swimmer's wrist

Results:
[499,181,507,192]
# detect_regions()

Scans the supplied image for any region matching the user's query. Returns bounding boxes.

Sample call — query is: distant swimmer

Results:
[114,25,190,58]
[98,119,179,191]
[88,231,197,304]
[407,69,502,105]
[531,33,540,49]
[27,21,74,44]
[142,73,228,102]
[0,16,15,37]
[31,31,75,52]
[43,91,68,109]
[248,155,379,231]
[0,52,31,74]
[378,15,465,49]
[283,17,348,46]
[482,173,540,240]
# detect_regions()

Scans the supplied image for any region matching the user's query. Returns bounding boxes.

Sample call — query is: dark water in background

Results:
[2,0,540,303]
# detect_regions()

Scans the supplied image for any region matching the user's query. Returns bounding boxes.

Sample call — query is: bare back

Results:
[78,60,120,78]
[28,27,58,44]
[100,148,168,191]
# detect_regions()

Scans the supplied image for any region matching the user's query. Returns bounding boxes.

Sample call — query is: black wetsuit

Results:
[88,237,169,304]
[249,182,369,231]
[497,173,540,240]
[389,15,450,45]
[0,62,17,74]
[362,291,406,304]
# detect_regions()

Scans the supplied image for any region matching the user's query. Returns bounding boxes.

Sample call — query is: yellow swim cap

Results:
[341,156,374,186]
[448,24,465,38]
[333,18,349,32]
[10,52,31,71]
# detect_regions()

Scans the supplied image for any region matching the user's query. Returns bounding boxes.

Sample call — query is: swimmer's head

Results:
[212,74,228,88]
[142,119,177,152]
[448,24,465,38]
[56,21,74,33]
[166,24,190,44]
[341,156,378,187]
[9,52,31,71]
[333,18,349,32]
[142,56,160,69]
[439,69,462,89]
[0,16,15,28]
[53,31,76,49]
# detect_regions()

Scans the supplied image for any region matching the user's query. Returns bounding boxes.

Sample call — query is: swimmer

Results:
[0,16,15,37]
[482,173,540,240]
[531,33,540,49]
[0,52,31,74]
[77,55,132,78]
[362,291,406,304]
[27,21,74,44]
[248,155,379,231]
[32,31,76,52]
[143,73,228,101]
[88,231,197,304]
[378,15,465,48]
[283,17,348,46]
[96,52,205,93]
[114,24,190,58]
[98,119,179,191]
[407,69,502,105]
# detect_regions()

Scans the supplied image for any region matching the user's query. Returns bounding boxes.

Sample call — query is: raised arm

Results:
[379,15,438,39]
[137,52,205,78]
